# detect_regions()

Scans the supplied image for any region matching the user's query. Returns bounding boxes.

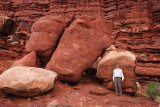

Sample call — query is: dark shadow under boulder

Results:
[0,14,15,36]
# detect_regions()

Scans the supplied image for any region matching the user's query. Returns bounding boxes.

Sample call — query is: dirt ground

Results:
[0,38,159,107]
[0,76,159,107]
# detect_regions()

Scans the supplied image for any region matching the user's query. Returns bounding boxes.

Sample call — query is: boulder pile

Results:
[12,15,114,83]
[45,16,114,82]
[0,15,138,96]
[25,15,74,66]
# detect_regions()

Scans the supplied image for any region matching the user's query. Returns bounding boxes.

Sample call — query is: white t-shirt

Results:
[112,68,124,81]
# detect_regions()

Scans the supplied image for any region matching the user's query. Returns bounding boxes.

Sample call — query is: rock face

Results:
[11,51,40,67]
[0,14,15,35]
[25,15,74,66]
[97,49,137,94]
[0,66,57,97]
[25,32,56,66]
[31,15,74,33]
[46,16,114,82]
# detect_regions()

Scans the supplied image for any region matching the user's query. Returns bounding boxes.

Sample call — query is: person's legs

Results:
[114,77,119,96]
[117,77,122,95]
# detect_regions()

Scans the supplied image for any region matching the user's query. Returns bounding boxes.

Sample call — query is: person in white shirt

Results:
[113,64,124,96]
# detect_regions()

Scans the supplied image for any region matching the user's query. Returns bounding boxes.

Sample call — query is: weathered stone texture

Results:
[11,51,40,67]
[25,15,74,66]
[97,49,137,94]
[46,16,114,82]
[0,66,57,97]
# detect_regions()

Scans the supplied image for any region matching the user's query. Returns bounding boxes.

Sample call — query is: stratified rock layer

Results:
[0,66,57,97]
[46,15,114,82]
[97,49,137,94]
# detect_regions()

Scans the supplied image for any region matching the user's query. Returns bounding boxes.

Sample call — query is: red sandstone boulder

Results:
[45,15,114,82]
[0,66,57,97]
[31,15,74,34]
[0,14,15,35]
[26,15,74,66]
[97,49,137,94]
[25,32,57,66]
[11,51,40,67]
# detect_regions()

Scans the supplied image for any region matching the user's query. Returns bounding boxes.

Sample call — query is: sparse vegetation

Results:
[146,82,160,100]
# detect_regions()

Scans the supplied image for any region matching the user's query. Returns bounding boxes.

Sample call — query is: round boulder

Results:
[97,49,137,94]
[0,66,57,97]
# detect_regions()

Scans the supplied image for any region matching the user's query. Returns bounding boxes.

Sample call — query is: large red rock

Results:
[0,66,57,97]
[11,51,40,67]
[97,49,137,94]
[31,15,74,34]
[25,32,57,66]
[45,15,114,82]
[26,15,74,66]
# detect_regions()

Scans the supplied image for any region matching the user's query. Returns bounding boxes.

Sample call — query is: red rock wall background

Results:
[0,0,160,82]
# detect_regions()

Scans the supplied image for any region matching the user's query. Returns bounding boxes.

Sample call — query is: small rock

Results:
[47,99,59,107]
[103,99,110,104]
[155,96,160,103]
[89,87,109,96]
[96,106,102,107]
[11,51,40,67]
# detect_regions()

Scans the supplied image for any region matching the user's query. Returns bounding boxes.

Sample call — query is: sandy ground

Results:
[0,77,159,107]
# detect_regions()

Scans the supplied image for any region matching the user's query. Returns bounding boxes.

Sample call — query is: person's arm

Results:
[121,70,124,81]
[113,70,115,81]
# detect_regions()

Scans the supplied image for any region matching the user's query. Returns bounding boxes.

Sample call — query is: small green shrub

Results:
[146,82,160,100]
